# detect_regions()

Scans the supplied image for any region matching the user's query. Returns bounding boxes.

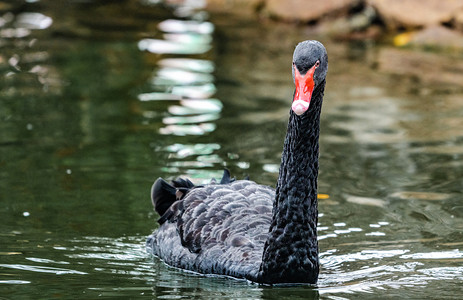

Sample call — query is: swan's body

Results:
[147,178,275,280]
[147,40,328,284]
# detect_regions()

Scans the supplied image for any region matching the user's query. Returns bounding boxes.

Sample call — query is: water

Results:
[1,1,463,299]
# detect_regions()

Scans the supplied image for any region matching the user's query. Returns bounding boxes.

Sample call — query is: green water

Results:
[1,1,463,299]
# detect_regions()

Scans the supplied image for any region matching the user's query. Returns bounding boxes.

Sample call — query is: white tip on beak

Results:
[291,99,310,115]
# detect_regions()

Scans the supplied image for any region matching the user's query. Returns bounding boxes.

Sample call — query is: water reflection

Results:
[164,143,221,158]
[138,37,211,54]
[158,19,214,34]
[168,100,222,115]
[137,10,222,177]
[1,0,463,299]
[139,92,182,101]
[0,8,62,97]
[0,27,31,38]
[138,50,220,137]
[138,19,213,54]
[14,13,52,30]
[159,58,215,73]
[159,123,216,136]
[153,67,214,85]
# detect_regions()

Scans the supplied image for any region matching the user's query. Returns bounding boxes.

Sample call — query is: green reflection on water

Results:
[1,0,463,299]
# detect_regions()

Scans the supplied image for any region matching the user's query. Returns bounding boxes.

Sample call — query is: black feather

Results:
[220,169,235,184]
[151,178,176,217]
[172,178,195,189]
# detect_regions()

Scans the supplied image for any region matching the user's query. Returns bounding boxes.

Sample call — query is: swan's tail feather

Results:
[172,177,195,189]
[151,178,177,217]
[151,170,239,223]
[172,177,196,198]
[220,169,236,184]
[151,177,201,223]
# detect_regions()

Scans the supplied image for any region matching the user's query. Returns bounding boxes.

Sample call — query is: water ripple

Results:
[0,280,31,284]
[400,249,463,260]
[164,143,221,158]
[163,113,220,125]
[0,263,87,275]
[159,123,216,136]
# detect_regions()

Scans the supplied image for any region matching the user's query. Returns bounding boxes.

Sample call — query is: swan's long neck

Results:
[258,81,325,284]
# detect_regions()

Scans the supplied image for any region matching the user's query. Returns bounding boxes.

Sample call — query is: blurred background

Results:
[1,0,462,298]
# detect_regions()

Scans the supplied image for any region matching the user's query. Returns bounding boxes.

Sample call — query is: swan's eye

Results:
[314,60,320,68]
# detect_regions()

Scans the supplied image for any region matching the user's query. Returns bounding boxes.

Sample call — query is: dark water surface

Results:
[1,1,463,299]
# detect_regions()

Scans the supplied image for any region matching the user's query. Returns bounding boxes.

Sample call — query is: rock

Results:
[316,5,383,40]
[408,25,463,49]
[205,0,264,17]
[368,0,463,29]
[349,6,377,31]
[455,9,463,32]
[377,47,463,88]
[263,0,356,22]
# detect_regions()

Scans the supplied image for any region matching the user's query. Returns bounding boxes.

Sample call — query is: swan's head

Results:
[291,40,328,116]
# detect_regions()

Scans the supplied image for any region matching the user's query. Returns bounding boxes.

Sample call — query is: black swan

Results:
[147,40,328,284]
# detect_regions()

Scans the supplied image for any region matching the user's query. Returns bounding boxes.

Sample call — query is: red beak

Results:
[292,65,316,115]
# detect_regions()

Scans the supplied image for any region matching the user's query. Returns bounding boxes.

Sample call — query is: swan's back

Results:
[146,179,275,280]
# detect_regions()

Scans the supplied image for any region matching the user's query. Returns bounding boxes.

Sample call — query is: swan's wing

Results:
[152,169,236,225]
[176,180,274,254]
[149,179,275,278]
